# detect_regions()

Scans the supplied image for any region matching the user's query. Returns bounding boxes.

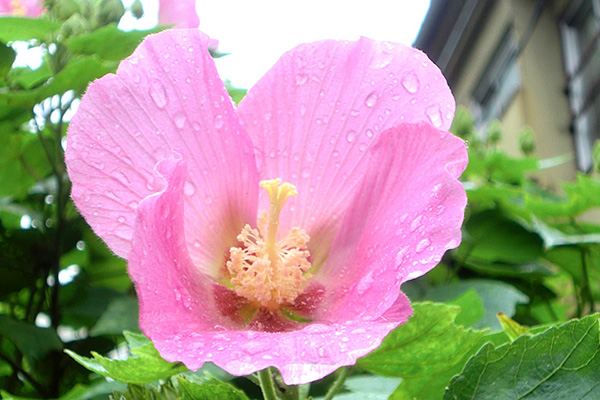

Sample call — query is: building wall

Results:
[450,0,576,188]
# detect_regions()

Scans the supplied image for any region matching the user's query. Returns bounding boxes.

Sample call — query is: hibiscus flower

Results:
[65,29,467,385]
[0,0,43,17]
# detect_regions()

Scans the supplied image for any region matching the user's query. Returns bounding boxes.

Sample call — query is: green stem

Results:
[323,367,350,400]
[258,368,279,400]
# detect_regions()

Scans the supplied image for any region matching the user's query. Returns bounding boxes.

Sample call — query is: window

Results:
[561,0,600,172]
[471,27,521,131]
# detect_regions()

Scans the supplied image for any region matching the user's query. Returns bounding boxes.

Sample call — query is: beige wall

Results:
[451,0,576,188]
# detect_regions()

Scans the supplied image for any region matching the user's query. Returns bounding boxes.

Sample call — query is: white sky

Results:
[121,0,431,89]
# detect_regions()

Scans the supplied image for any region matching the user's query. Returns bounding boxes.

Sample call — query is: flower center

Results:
[226,179,312,310]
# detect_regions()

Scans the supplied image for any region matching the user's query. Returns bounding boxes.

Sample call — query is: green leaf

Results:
[444,315,600,399]
[1,381,126,400]
[448,289,485,328]
[225,80,247,104]
[358,302,487,400]
[0,43,16,78]
[178,378,250,400]
[0,17,60,42]
[11,61,52,89]
[426,280,528,331]
[0,315,63,360]
[461,210,544,264]
[0,131,53,198]
[65,331,187,384]
[90,296,139,336]
[67,25,163,61]
[0,56,115,108]
[314,375,403,400]
[528,216,600,249]
[497,313,531,341]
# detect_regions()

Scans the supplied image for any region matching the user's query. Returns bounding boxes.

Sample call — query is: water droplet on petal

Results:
[174,112,186,129]
[192,121,201,131]
[184,181,195,196]
[364,92,377,107]
[416,238,432,253]
[117,216,126,223]
[299,103,307,116]
[295,74,308,85]
[410,215,423,232]
[373,51,393,69]
[214,114,224,129]
[401,72,420,94]
[425,104,443,128]
[149,79,168,108]
[301,168,310,179]
[346,130,357,143]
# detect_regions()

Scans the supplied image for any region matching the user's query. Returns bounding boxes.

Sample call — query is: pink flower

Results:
[66,30,467,384]
[158,0,199,29]
[0,0,43,17]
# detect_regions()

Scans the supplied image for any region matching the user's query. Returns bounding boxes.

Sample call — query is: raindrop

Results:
[131,70,141,83]
[435,205,445,215]
[401,73,420,94]
[76,240,86,251]
[184,181,195,196]
[44,195,54,205]
[364,92,377,107]
[346,130,357,143]
[332,150,339,157]
[299,103,307,116]
[149,79,168,108]
[295,73,308,85]
[425,104,443,128]
[366,129,374,138]
[395,247,408,265]
[349,109,360,117]
[416,238,431,253]
[359,143,368,152]
[373,51,393,69]
[301,168,310,179]
[117,216,126,223]
[214,114,224,129]
[192,121,201,131]
[410,215,423,232]
[174,112,186,129]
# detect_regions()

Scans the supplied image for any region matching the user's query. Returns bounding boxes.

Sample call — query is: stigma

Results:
[226,179,312,310]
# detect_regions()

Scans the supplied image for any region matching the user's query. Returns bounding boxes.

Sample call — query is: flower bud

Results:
[94,0,125,27]
[130,0,143,19]
[486,119,502,145]
[519,127,535,156]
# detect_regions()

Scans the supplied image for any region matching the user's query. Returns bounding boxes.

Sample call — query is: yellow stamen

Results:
[226,179,312,310]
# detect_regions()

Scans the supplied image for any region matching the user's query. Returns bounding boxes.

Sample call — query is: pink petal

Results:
[157,292,412,385]
[66,29,259,271]
[317,122,467,321]
[237,37,454,264]
[131,154,413,385]
[158,0,200,29]
[129,154,225,344]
